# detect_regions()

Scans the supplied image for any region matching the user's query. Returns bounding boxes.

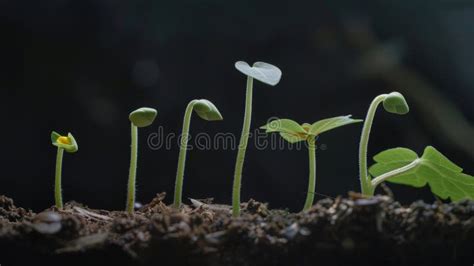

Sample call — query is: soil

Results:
[0,193,473,266]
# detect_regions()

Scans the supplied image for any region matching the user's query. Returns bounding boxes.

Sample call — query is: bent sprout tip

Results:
[192,99,223,121]
[129,107,158,127]
[173,99,223,209]
[382,92,409,115]
[359,92,409,196]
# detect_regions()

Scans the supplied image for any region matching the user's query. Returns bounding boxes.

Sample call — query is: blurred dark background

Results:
[1,0,473,212]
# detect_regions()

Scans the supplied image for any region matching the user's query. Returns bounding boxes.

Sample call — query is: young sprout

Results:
[173,99,223,208]
[359,92,409,196]
[51,131,78,209]
[126,107,157,213]
[261,115,362,211]
[232,61,282,217]
[369,146,474,201]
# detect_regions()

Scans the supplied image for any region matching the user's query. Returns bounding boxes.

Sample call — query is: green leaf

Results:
[64,133,79,153]
[192,99,223,121]
[235,61,282,86]
[279,132,307,143]
[260,119,307,134]
[308,115,362,136]
[51,131,61,144]
[369,146,474,201]
[129,107,157,127]
[382,92,409,115]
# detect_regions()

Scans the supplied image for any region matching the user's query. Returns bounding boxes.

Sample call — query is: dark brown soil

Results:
[0,193,473,266]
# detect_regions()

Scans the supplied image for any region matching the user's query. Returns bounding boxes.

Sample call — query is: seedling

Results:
[51,131,78,209]
[232,61,282,217]
[173,99,223,208]
[126,107,157,213]
[369,146,474,201]
[358,92,409,196]
[261,115,362,211]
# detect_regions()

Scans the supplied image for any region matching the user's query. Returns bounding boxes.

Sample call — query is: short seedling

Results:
[232,61,282,217]
[127,107,157,213]
[369,146,474,201]
[173,99,223,208]
[51,131,79,209]
[359,92,409,196]
[261,115,362,211]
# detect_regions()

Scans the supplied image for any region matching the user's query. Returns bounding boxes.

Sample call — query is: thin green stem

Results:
[173,100,196,208]
[303,137,316,211]
[232,76,253,217]
[54,147,64,209]
[126,123,138,213]
[359,94,387,196]
[371,159,421,187]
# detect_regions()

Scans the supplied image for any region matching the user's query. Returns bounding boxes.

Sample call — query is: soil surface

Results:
[0,193,473,266]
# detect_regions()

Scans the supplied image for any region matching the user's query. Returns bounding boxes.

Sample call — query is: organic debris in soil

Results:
[0,193,473,266]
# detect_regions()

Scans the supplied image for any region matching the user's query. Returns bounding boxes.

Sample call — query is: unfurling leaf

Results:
[308,115,363,136]
[235,61,282,86]
[369,146,474,201]
[260,119,306,134]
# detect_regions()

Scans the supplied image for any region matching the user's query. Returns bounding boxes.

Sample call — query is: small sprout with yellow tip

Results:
[51,131,78,209]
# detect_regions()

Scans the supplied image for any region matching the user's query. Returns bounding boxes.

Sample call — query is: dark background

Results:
[1,0,473,212]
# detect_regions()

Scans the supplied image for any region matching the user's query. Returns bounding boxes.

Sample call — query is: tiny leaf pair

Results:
[369,146,474,201]
[232,61,282,217]
[173,99,223,208]
[126,107,157,213]
[51,131,79,209]
[261,115,362,211]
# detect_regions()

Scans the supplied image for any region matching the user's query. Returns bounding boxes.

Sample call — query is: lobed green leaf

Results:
[369,146,474,201]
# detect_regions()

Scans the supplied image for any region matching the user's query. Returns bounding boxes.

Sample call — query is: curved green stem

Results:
[232,76,253,217]
[54,147,64,209]
[371,159,421,187]
[126,123,138,213]
[173,100,197,208]
[359,94,387,196]
[303,137,316,211]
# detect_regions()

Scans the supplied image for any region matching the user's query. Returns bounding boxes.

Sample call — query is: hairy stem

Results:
[232,76,253,217]
[303,137,316,211]
[371,159,421,187]
[126,123,138,213]
[359,94,387,196]
[54,147,64,209]
[173,100,197,208]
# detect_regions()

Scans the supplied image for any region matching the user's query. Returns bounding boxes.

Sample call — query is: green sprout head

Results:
[232,61,282,217]
[261,115,362,211]
[173,99,223,209]
[126,107,157,214]
[359,92,409,196]
[51,131,78,209]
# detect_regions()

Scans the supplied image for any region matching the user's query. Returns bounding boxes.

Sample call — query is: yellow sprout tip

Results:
[57,136,71,145]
